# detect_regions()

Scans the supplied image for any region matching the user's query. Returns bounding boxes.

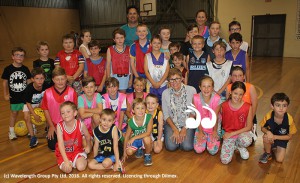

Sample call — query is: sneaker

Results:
[237,146,249,160]
[118,160,126,174]
[259,152,272,164]
[144,154,152,166]
[29,136,38,148]
[251,124,258,142]
[9,131,17,140]
[135,148,144,158]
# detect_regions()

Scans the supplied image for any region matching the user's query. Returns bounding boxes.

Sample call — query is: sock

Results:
[9,127,14,133]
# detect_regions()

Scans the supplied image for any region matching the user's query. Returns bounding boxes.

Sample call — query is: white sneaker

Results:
[251,124,258,142]
[237,146,249,160]
[9,131,17,140]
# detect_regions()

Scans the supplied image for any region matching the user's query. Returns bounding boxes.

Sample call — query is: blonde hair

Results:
[132,98,146,109]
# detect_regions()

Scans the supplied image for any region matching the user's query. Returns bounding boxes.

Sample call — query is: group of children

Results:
[1,11,297,173]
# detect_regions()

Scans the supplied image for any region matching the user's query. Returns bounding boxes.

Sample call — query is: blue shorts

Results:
[112,74,130,90]
[150,85,167,105]
[272,140,288,149]
[94,154,116,163]
[137,72,146,79]
[128,139,144,150]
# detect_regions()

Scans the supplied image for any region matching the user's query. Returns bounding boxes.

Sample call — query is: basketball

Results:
[14,120,28,136]
[31,107,46,126]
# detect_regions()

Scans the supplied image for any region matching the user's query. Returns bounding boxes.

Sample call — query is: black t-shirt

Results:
[24,82,49,104]
[1,64,31,104]
[33,58,55,86]
[181,41,193,56]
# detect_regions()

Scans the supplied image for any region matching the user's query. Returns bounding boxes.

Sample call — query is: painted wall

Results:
[217,0,300,57]
[0,6,80,60]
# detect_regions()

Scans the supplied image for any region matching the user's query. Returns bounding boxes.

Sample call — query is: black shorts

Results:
[272,139,288,148]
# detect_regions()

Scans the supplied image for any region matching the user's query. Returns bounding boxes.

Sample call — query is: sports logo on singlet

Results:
[190,65,206,71]
[239,113,246,123]
[9,71,28,92]
[279,128,287,135]
[64,95,69,101]
[190,57,196,64]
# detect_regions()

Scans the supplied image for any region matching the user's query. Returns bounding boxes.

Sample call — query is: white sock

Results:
[9,127,14,133]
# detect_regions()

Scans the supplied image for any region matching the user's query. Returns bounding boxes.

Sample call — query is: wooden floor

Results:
[0,57,299,183]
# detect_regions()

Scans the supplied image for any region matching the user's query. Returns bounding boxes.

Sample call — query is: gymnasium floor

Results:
[0,57,299,183]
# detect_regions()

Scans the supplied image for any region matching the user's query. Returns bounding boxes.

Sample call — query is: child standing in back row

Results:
[144,35,170,105]
[106,28,132,93]
[204,21,227,60]
[225,33,250,81]
[186,35,210,93]
[228,21,249,52]
[159,26,171,57]
[33,41,55,87]
[2,47,31,140]
[55,34,85,95]
[79,30,92,59]
[130,24,152,79]
[85,40,106,93]
[220,81,253,164]
[207,41,232,101]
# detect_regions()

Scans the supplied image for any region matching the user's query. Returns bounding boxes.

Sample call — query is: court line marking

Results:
[255,85,264,99]
[0,143,47,164]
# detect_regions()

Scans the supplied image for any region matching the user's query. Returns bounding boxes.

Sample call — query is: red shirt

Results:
[55,119,84,159]
[222,101,250,132]
[135,41,151,73]
[110,46,130,75]
[86,58,106,86]
[55,50,85,80]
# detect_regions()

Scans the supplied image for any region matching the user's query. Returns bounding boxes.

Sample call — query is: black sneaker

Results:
[29,136,38,148]
[259,152,272,164]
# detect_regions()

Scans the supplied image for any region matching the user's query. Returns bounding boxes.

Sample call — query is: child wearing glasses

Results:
[2,47,31,140]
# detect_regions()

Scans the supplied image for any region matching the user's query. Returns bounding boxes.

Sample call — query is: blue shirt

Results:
[120,24,152,46]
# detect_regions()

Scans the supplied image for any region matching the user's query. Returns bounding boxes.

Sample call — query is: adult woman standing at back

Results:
[185,10,210,42]
[195,10,209,39]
